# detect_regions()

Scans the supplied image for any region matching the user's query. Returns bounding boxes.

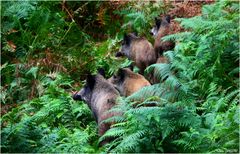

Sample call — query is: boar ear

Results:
[123,33,127,41]
[133,31,138,36]
[125,64,133,71]
[118,68,125,81]
[165,15,171,23]
[86,75,95,90]
[124,33,131,45]
[155,17,161,29]
[97,68,105,78]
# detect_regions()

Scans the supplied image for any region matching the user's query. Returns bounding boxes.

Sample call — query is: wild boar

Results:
[151,15,175,57]
[72,70,120,145]
[115,33,157,75]
[108,68,151,96]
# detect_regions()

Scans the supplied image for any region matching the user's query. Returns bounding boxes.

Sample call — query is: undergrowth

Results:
[101,1,239,153]
[1,1,239,153]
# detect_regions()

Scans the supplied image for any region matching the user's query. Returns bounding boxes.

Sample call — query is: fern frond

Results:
[112,130,146,152]
[99,127,126,143]
[101,116,125,125]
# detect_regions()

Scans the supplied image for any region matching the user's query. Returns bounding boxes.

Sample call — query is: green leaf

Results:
[26,67,38,79]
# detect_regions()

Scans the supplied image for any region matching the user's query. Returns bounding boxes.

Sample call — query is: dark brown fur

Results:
[92,75,119,136]
[116,34,156,75]
[73,73,120,145]
[132,38,156,74]
[151,56,168,84]
[154,16,175,57]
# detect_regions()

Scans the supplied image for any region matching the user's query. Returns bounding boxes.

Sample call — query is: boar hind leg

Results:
[98,122,111,146]
[99,122,111,136]
[136,62,146,75]
[139,69,144,75]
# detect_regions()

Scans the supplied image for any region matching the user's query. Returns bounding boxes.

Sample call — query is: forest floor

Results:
[166,0,215,34]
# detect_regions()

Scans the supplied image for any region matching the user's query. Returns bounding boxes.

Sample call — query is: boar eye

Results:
[113,75,117,79]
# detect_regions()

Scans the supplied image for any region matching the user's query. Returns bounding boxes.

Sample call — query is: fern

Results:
[103,1,239,153]
[1,1,239,153]
[105,129,147,153]
[1,74,98,153]
[114,1,167,37]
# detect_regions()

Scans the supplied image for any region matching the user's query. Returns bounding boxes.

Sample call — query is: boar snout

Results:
[115,52,124,57]
[72,92,82,101]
